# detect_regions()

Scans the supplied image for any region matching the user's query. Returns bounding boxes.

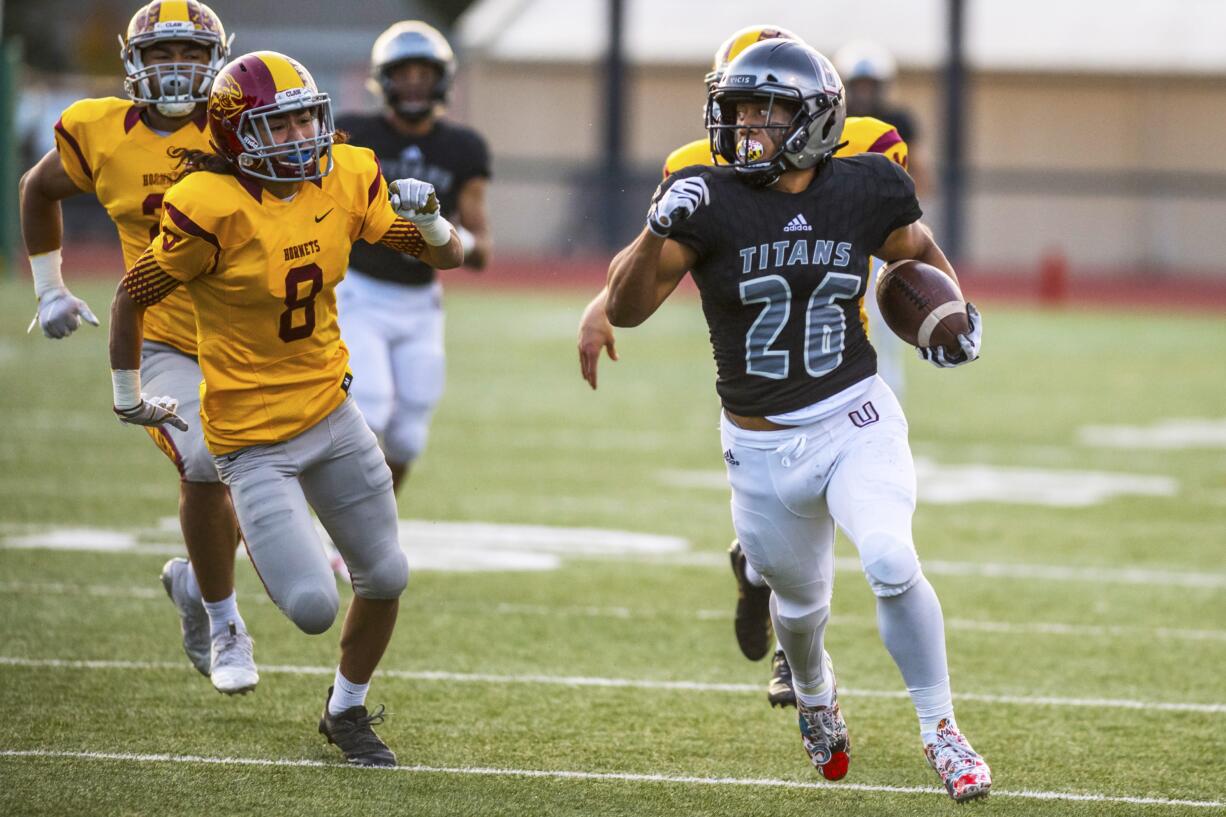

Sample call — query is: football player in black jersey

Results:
[336,21,491,495]
[605,40,989,802]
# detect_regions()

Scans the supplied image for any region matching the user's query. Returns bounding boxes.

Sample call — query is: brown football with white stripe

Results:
[875,260,970,351]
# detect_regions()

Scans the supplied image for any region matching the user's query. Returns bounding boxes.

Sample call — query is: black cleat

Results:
[767,649,797,708]
[319,687,397,767]
[729,540,773,661]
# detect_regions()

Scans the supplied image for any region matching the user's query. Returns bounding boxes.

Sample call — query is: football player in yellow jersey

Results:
[575,24,912,711]
[17,1,262,695]
[108,50,462,767]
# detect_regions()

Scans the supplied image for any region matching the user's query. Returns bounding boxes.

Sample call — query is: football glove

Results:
[28,287,100,339]
[114,395,189,431]
[389,178,453,245]
[918,302,982,368]
[647,176,709,237]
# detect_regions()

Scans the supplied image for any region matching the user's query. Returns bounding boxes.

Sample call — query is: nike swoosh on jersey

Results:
[314,208,334,223]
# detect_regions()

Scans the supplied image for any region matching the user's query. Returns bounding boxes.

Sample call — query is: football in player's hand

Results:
[875,260,970,351]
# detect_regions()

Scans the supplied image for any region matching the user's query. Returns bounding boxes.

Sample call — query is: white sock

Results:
[202,592,245,641]
[329,668,370,715]
[793,651,835,708]
[744,559,766,587]
[183,562,203,604]
[911,677,955,742]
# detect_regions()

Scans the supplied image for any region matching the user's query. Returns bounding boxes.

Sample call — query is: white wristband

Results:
[30,249,65,299]
[419,215,454,247]
[112,369,142,409]
[455,224,477,256]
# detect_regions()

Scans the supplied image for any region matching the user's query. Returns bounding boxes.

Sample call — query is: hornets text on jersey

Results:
[664,155,921,416]
[122,143,426,453]
[54,97,212,354]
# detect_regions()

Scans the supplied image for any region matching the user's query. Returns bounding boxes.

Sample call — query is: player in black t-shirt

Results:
[606,40,990,802]
[336,21,492,495]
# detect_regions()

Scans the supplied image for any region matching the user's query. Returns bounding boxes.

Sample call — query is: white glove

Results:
[114,395,189,431]
[29,287,100,339]
[647,176,710,237]
[27,250,99,339]
[918,302,982,368]
[389,178,453,245]
[389,178,437,220]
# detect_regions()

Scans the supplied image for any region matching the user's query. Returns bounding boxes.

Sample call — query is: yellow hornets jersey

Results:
[54,97,210,355]
[143,144,411,453]
[661,116,908,178]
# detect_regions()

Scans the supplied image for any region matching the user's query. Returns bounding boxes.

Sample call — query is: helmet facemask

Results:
[120,28,231,118]
[707,88,830,186]
[232,93,336,182]
[378,58,447,122]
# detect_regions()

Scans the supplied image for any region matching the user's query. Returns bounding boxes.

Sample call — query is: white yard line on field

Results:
[2,582,1224,643]
[2,656,1223,714]
[0,749,1221,809]
[5,521,1225,588]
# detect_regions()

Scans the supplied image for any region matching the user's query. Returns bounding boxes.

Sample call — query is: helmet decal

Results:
[208,72,246,121]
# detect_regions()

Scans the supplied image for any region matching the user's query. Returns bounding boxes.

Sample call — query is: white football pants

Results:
[720,375,939,698]
[338,272,445,466]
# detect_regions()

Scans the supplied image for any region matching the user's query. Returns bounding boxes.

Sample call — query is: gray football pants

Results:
[213,398,408,635]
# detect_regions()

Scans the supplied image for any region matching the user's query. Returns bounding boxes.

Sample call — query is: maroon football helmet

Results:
[207,51,335,182]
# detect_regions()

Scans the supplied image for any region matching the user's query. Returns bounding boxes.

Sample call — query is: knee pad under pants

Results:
[299,399,408,600]
[216,452,341,635]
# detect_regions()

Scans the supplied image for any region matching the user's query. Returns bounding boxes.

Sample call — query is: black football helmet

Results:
[368,21,456,120]
[707,40,846,186]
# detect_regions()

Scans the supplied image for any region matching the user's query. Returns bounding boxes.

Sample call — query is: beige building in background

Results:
[455,0,1226,274]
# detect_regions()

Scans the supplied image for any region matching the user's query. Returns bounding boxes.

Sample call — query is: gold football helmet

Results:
[704,25,802,89]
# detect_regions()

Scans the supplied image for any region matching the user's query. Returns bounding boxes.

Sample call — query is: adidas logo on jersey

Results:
[783,213,813,232]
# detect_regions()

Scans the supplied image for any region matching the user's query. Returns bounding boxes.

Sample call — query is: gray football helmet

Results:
[706,39,846,186]
[367,21,456,119]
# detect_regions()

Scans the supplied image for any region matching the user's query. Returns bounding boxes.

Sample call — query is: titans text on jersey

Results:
[664,154,921,417]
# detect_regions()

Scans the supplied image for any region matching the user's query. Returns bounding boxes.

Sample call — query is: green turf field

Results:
[1,279,1224,816]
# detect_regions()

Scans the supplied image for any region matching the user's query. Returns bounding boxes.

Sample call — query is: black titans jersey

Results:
[666,154,921,416]
[336,112,491,286]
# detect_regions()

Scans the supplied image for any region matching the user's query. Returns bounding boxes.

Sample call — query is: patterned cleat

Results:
[159,557,211,677]
[729,540,773,661]
[210,622,259,695]
[925,719,992,802]
[796,656,850,780]
[319,687,397,767]
[767,649,797,708]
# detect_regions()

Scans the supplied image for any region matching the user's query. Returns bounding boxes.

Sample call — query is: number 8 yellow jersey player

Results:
[108,50,462,766]
[18,0,265,695]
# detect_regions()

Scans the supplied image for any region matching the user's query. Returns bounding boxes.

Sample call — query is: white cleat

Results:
[925,719,992,802]
[159,558,211,677]
[210,622,259,695]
